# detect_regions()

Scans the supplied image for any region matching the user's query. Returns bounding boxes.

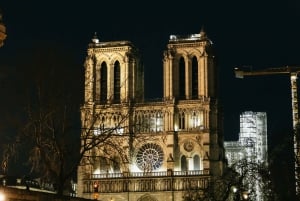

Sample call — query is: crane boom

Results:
[234,66,300,197]
[234,66,300,78]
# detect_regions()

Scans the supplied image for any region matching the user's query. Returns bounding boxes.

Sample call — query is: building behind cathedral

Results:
[224,111,268,201]
[77,28,225,201]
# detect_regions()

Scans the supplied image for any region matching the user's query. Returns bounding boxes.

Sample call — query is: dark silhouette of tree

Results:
[1,41,151,196]
[1,42,83,195]
[268,127,296,201]
[0,41,145,196]
[182,159,275,201]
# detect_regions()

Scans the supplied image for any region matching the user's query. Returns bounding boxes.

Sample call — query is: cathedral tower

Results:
[163,28,217,100]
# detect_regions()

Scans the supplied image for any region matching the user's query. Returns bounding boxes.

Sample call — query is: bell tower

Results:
[163,28,217,100]
[162,28,223,177]
[84,33,144,105]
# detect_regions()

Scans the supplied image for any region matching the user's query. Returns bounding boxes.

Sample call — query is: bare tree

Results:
[1,42,151,196]
[1,42,83,195]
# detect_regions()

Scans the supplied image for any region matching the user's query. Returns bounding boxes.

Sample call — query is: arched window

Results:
[99,156,108,173]
[192,56,198,99]
[112,156,120,172]
[193,155,200,170]
[114,61,121,103]
[100,62,107,103]
[179,57,185,99]
[181,155,187,171]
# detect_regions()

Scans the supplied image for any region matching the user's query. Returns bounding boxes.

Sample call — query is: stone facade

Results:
[78,29,225,201]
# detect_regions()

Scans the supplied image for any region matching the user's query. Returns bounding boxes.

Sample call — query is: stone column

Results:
[84,55,95,103]
[187,157,193,171]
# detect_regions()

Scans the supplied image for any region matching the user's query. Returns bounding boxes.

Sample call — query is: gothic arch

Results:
[109,53,124,66]
[137,194,158,201]
[96,53,110,65]
[174,49,189,59]
[188,49,203,59]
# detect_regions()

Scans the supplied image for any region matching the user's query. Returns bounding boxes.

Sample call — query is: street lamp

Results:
[231,186,249,201]
[241,191,249,200]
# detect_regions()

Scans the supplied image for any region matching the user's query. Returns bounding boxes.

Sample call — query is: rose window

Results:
[136,143,164,171]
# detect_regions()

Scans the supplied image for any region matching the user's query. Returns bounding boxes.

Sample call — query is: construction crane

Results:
[234,66,300,197]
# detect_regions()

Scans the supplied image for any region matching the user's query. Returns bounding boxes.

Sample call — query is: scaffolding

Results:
[235,66,300,197]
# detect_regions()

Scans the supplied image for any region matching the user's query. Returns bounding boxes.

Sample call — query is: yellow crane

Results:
[234,66,300,197]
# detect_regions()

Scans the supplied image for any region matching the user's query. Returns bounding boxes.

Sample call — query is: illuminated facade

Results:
[77,29,225,201]
[224,111,268,201]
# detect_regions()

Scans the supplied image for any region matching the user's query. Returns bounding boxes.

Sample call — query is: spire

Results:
[92,32,99,44]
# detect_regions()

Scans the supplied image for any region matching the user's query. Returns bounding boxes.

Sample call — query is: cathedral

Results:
[77,28,225,201]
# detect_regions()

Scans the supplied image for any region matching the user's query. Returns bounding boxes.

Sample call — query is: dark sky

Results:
[1,0,300,144]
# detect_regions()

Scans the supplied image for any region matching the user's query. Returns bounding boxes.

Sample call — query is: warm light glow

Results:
[93,168,100,174]
[174,124,178,131]
[242,191,249,200]
[94,128,101,135]
[116,128,124,134]
[0,192,5,201]
[232,186,238,193]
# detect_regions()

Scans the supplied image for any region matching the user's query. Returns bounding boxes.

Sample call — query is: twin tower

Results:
[78,28,225,201]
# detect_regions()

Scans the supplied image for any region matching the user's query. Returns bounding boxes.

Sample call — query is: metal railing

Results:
[91,170,209,179]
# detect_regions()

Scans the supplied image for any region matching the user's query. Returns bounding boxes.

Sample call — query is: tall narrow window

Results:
[192,56,198,99]
[99,156,108,173]
[181,155,187,171]
[100,62,107,103]
[112,157,120,172]
[114,61,121,103]
[149,112,164,132]
[179,57,185,99]
[179,112,185,130]
[193,155,200,170]
[191,111,200,129]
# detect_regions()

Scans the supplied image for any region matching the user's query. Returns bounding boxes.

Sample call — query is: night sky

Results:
[1,1,300,147]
